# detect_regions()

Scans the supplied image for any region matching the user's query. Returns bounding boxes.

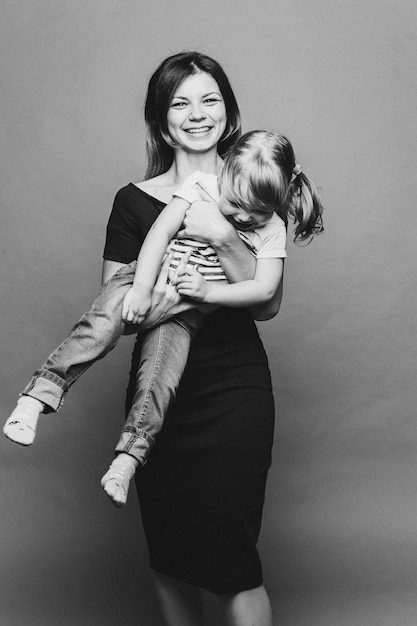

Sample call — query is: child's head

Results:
[218,130,324,241]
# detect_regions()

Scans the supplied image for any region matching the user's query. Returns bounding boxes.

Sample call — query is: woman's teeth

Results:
[186,127,211,134]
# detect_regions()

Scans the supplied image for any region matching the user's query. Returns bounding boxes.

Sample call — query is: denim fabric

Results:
[115,317,196,463]
[22,261,204,464]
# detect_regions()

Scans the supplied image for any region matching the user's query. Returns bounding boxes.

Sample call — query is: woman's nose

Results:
[189,103,205,120]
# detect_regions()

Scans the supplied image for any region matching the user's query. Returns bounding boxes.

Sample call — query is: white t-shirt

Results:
[167,171,287,280]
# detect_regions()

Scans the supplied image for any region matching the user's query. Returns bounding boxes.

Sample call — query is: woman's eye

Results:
[171,101,187,108]
[204,98,220,105]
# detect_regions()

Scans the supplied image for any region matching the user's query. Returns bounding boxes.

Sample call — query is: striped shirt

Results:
[167,172,287,281]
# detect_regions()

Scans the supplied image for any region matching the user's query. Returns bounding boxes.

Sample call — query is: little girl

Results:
[4,130,323,506]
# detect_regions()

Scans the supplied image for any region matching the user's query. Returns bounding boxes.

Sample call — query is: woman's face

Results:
[166,72,227,154]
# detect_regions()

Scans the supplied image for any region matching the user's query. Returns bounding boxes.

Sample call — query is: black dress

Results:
[104,184,275,594]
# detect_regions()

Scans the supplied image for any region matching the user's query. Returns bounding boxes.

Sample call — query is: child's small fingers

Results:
[177,280,196,292]
[176,278,194,289]
[173,252,191,280]
[177,287,192,296]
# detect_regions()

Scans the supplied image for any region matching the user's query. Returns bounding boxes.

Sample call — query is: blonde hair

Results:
[220,130,324,242]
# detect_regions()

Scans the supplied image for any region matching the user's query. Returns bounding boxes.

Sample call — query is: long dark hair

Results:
[144,51,241,179]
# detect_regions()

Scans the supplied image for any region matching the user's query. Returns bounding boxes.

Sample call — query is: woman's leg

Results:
[153,573,204,626]
[217,585,273,626]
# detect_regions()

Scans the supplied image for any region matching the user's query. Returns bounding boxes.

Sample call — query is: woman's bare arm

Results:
[176,258,283,308]
[177,196,283,320]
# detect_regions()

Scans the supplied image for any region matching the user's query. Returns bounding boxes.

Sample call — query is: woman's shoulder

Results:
[134,172,177,204]
[104,182,164,263]
[108,183,165,239]
[112,182,166,215]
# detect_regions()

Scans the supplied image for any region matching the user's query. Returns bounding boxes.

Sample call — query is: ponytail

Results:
[285,169,324,243]
[220,130,324,243]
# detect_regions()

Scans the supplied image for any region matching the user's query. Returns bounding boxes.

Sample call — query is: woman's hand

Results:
[176,185,234,247]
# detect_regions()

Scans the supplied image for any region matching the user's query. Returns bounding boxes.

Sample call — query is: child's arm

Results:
[177,189,283,319]
[122,197,189,323]
[175,257,284,308]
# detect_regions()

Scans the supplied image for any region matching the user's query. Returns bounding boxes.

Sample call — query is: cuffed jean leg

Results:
[115,311,204,464]
[22,262,137,412]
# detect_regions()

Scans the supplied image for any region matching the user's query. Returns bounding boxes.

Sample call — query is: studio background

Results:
[1,1,416,625]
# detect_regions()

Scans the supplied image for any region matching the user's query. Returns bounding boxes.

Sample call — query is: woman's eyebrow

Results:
[172,91,221,100]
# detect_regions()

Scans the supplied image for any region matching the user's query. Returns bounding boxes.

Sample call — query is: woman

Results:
[103,52,281,626]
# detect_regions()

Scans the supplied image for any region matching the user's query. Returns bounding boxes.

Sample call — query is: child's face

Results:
[218,191,273,231]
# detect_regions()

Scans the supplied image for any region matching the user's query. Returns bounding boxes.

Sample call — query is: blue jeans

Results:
[22,262,204,464]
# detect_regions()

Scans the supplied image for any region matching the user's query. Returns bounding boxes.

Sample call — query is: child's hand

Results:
[122,285,152,324]
[174,266,209,302]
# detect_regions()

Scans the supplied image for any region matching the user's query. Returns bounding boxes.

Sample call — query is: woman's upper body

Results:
[102,51,284,325]
[104,184,273,393]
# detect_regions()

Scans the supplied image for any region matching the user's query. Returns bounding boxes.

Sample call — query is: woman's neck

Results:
[136,149,223,204]
[169,150,223,184]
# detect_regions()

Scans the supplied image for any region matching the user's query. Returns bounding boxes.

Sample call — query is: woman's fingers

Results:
[170,252,190,285]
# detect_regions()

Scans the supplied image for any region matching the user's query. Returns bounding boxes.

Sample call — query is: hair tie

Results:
[291,163,302,183]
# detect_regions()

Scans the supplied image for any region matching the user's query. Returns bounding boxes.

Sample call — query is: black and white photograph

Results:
[1,1,416,624]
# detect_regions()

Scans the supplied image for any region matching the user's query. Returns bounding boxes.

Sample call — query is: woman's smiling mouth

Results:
[184,126,213,135]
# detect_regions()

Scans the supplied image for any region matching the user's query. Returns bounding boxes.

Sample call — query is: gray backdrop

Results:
[1,1,416,625]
